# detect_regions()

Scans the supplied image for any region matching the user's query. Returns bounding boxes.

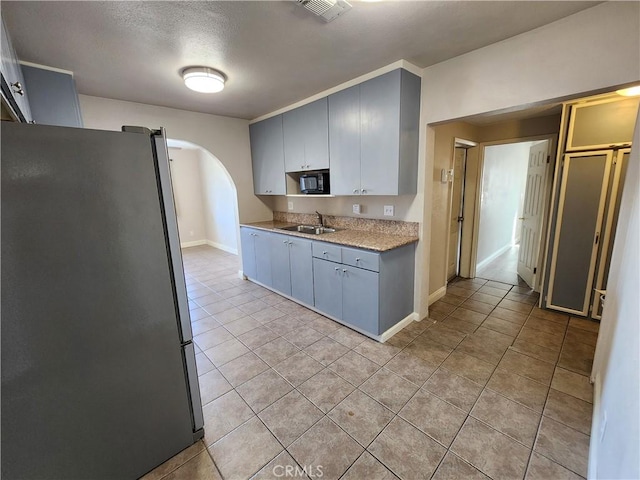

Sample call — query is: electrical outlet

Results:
[384,205,394,216]
[352,204,361,214]
[288,201,294,211]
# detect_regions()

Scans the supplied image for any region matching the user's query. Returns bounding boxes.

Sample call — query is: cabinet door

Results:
[283,98,329,172]
[289,237,314,306]
[312,258,342,320]
[249,116,286,195]
[253,231,273,287]
[240,228,257,279]
[360,70,401,195]
[270,233,292,296]
[342,266,379,334]
[328,85,361,195]
[1,18,31,122]
[21,65,83,127]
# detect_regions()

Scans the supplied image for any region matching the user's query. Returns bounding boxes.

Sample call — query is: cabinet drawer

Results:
[312,241,342,263]
[342,247,380,272]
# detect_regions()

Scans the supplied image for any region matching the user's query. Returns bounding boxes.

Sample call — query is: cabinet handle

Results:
[301,165,305,169]
[283,240,288,244]
[342,269,347,273]
[361,189,367,194]
[355,258,360,262]
[323,251,327,255]
[334,267,339,271]
[288,241,293,245]
[353,189,360,194]
[11,82,24,96]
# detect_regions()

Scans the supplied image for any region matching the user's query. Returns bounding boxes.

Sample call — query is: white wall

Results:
[168,147,207,245]
[421,2,640,124]
[476,142,531,267]
[589,115,640,480]
[78,95,273,224]
[418,1,640,317]
[198,149,239,254]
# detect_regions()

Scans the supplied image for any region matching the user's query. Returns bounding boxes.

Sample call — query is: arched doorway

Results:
[166,139,240,255]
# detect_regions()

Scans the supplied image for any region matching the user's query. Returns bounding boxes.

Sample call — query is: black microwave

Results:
[300,172,330,194]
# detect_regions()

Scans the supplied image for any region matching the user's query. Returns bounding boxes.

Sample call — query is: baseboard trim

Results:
[180,240,207,248]
[588,373,601,479]
[428,286,447,305]
[379,312,419,342]
[476,243,513,271]
[205,240,238,255]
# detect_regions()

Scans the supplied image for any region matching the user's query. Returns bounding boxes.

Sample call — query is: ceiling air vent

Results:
[295,0,352,22]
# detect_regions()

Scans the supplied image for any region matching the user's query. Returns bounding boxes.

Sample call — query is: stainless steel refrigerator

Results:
[1,122,205,479]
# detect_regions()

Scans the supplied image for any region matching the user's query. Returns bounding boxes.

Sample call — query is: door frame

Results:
[445,138,477,283]
[463,134,557,291]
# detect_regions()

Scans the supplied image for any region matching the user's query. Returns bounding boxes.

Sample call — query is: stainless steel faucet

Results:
[315,211,324,227]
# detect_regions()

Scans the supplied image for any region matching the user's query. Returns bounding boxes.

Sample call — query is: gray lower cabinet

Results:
[240,227,272,287]
[242,227,415,337]
[312,258,343,320]
[313,241,414,336]
[340,262,379,334]
[312,257,380,334]
[240,228,257,279]
[249,115,286,195]
[271,232,314,305]
[288,237,314,306]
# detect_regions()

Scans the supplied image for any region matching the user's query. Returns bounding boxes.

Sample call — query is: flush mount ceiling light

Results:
[181,67,226,93]
[616,85,640,97]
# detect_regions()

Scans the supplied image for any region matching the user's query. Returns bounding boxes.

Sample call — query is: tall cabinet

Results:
[544,94,639,318]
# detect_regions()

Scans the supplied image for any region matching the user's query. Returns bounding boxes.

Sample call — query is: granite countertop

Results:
[242,221,419,252]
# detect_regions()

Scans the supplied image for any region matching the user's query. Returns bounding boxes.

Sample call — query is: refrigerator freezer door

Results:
[1,123,198,479]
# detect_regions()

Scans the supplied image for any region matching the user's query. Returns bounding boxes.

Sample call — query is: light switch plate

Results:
[383,205,394,216]
[288,201,294,211]
[352,204,361,214]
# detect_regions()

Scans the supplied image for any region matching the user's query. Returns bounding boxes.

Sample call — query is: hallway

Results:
[475,245,528,287]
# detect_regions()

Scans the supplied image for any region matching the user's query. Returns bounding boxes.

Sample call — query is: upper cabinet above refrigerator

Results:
[1,17,32,122]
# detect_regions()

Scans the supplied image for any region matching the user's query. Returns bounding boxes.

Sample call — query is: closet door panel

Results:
[547,152,612,314]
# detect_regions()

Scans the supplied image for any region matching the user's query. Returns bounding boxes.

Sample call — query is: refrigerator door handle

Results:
[150,129,193,343]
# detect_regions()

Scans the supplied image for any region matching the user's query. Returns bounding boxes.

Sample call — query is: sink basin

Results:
[278,225,340,235]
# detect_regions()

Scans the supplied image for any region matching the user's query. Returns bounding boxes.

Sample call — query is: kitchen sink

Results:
[278,225,340,235]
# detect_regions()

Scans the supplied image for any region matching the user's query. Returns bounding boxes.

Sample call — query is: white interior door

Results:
[517,141,550,288]
[447,147,466,280]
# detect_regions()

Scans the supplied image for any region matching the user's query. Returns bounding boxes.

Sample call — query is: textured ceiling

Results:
[2,1,599,120]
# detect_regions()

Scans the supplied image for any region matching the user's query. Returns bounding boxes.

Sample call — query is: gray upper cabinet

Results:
[21,65,83,128]
[329,68,421,196]
[283,98,329,173]
[249,115,286,195]
[1,17,32,122]
[328,85,361,195]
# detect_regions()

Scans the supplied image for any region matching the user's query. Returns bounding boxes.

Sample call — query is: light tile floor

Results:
[142,245,597,480]
[475,245,527,287]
